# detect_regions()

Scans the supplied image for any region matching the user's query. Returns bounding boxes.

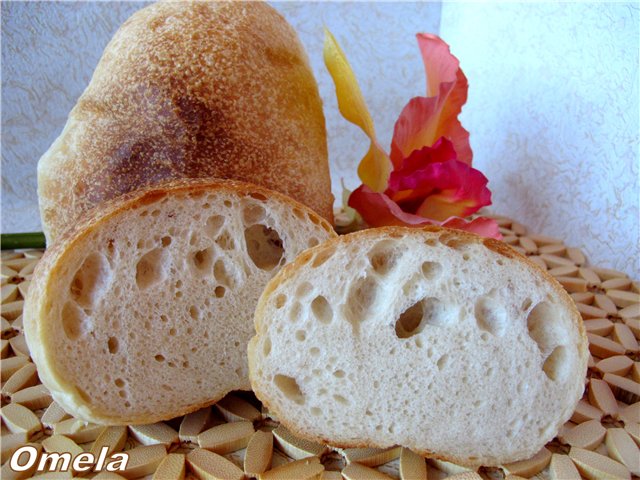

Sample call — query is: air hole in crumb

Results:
[205,215,225,239]
[161,236,172,247]
[289,302,302,323]
[440,234,471,250]
[214,286,225,298]
[242,203,266,225]
[295,330,307,341]
[475,296,507,336]
[223,200,232,208]
[213,259,235,288]
[61,302,88,340]
[136,248,168,289]
[311,295,333,324]
[105,239,116,259]
[107,337,118,354]
[169,328,177,336]
[70,252,111,308]
[522,298,532,311]
[296,282,312,298]
[422,297,457,327]
[114,378,124,388]
[192,248,214,275]
[421,261,442,280]
[263,337,272,356]
[310,347,320,356]
[274,374,305,405]
[244,224,284,271]
[343,276,378,333]
[311,246,336,268]
[368,240,400,275]
[437,354,449,370]
[297,252,313,266]
[189,306,199,320]
[395,301,425,338]
[527,301,563,354]
[311,407,321,416]
[543,345,570,381]
[308,237,320,248]
[333,394,349,405]
[215,230,235,250]
[154,354,165,362]
[275,294,287,309]
[307,212,320,225]
[249,192,267,202]
[333,370,345,378]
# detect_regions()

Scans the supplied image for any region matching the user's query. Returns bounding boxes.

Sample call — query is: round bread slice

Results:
[248,226,588,467]
[24,179,336,425]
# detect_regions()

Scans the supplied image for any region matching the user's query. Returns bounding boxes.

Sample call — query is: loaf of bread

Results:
[248,227,588,467]
[37,1,333,243]
[24,179,336,424]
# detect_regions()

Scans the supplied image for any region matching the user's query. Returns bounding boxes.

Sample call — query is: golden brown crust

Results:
[38,1,333,243]
[248,225,588,467]
[24,178,335,425]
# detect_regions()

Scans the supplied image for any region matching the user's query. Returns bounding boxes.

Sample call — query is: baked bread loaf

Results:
[38,1,333,243]
[24,179,336,425]
[248,227,588,467]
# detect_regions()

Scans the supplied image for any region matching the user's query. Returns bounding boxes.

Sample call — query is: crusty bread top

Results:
[38,1,333,243]
[249,226,588,467]
[24,178,336,425]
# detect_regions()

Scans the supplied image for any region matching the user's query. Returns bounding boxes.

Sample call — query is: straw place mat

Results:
[1,214,638,480]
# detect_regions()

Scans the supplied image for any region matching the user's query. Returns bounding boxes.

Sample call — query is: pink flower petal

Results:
[349,185,432,227]
[388,158,492,221]
[348,185,501,239]
[389,35,471,167]
[441,216,502,239]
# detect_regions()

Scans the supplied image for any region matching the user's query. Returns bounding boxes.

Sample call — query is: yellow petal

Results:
[323,28,391,192]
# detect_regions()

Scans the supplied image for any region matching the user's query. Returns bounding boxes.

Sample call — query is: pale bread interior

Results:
[29,184,334,424]
[249,228,588,467]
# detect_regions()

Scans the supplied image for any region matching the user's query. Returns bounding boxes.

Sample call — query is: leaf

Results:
[323,28,391,192]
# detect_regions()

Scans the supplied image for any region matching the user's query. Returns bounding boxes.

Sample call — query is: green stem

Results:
[1,232,46,250]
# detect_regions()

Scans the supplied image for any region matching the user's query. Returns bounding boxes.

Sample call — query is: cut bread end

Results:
[248,226,588,467]
[24,179,336,425]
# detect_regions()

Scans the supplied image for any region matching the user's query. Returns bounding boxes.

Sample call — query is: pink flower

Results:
[324,31,500,239]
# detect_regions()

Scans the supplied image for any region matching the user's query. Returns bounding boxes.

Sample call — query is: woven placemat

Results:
[1,214,638,480]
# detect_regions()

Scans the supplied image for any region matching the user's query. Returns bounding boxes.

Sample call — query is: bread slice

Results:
[37,1,333,243]
[248,226,588,467]
[24,179,336,425]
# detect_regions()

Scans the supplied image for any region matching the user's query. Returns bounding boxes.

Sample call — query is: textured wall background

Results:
[1,2,638,275]
[440,2,639,276]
